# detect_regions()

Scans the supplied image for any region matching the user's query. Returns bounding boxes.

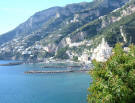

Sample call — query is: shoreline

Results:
[0,60,92,73]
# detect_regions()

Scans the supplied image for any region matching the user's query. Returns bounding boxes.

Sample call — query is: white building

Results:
[78,52,90,63]
[66,37,86,47]
[91,38,112,62]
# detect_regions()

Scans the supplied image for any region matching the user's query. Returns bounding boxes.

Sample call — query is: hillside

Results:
[0,0,133,61]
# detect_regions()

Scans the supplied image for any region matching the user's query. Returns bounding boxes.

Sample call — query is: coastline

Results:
[0,59,92,74]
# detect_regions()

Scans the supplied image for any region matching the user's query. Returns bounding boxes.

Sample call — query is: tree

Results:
[88,43,135,103]
[55,46,69,59]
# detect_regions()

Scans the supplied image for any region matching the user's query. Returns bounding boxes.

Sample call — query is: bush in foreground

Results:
[88,43,135,103]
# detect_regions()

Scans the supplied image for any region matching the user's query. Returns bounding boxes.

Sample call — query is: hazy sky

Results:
[0,0,92,35]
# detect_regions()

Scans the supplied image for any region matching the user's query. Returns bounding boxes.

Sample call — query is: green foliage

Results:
[38,51,54,58]
[55,46,69,59]
[73,56,78,62]
[88,43,135,103]
[98,12,135,47]
[71,19,102,38]
[55,22,83,44]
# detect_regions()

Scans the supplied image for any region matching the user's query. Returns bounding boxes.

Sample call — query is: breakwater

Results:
[40,65,81,68]
[25,69,89,74]
[0,62,23,66]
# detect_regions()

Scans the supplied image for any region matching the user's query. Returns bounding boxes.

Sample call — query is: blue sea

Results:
[0,60,91,103]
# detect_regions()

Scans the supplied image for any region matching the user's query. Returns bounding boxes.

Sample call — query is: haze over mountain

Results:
[0,0,134,61]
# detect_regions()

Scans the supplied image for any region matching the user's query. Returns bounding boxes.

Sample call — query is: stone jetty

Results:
[25,70,74,74]
[0,62,23,66]
[40,65,81,68]
[25,69,89,74]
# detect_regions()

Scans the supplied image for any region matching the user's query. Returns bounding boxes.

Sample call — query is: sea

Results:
[0,60,91,103]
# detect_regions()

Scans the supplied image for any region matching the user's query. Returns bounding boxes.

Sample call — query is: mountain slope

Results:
[71,0,135,46]
[0,0,131,61]
[63,0,135,59]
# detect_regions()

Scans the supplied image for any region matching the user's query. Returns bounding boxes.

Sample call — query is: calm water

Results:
[0,60,91,103]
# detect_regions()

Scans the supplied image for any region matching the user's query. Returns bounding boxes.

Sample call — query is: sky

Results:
[0,0,92,35]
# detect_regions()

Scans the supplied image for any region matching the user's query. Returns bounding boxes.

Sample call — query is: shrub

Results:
[73,56,78,62]
[88,43,135,103]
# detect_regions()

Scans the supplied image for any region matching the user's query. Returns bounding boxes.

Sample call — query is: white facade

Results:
[43,47,50,52]
[91,38,112,62]
[78,52,89,63]
[66,37,86,47]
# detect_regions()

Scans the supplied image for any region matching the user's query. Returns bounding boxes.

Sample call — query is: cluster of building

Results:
[0,37,52,59]
[66,37,92,47]
[0,35,124,63]
[66,37,113,63]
